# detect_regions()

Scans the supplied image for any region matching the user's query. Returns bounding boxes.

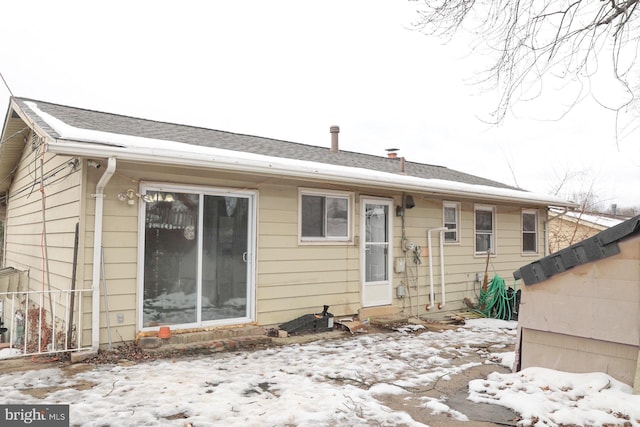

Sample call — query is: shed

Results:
[514,215,640,392]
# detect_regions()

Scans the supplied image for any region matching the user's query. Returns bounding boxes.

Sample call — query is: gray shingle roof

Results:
[14,97,519,190]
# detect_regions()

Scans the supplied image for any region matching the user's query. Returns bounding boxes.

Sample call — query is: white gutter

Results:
[46,140,577,208]
[91,157,116,350]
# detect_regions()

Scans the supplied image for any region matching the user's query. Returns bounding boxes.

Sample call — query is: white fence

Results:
[1,288,92,358]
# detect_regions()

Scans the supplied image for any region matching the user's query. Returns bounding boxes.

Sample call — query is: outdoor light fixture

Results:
[117,189,138,205]
[140,192,175,203]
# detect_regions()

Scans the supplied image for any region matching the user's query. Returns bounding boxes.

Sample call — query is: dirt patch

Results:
[22,379,97,399]
[376,348,519,426]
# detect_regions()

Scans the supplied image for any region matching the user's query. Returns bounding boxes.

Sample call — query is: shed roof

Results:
[514,214,640,285]
[1,97,575,207]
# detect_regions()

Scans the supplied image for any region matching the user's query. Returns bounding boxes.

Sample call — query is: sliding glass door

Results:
[139,185,255,329]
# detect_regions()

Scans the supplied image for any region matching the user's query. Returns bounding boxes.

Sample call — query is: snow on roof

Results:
[565,210,626,228]
[552,208,627,229]
[23,100,574,207]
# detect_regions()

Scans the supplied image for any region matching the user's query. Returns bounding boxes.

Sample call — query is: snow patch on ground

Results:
[1,319,638,426]
[469,367,640,426]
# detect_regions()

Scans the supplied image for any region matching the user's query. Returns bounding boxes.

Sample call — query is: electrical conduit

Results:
[427,227,447,311]
[438,228,446,309]
[91,158,116,350]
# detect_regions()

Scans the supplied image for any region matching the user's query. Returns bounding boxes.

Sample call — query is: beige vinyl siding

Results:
[390,199,543,319]
[68,158,550,344]
[548,216,606,252]
[2,139,85,344]
[4,147,82,290]
[257,184,360,325]
[81,166,140,344]
[521,328,638,387]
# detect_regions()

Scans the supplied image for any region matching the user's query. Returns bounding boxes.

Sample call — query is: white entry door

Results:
[361,198,393,307]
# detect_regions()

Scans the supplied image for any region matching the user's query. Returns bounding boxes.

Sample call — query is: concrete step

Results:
[142,335,272,354]
[358,305,400,320]
[137,325,268,351]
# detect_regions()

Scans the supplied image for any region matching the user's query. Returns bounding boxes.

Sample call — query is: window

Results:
[522,210,538,253]
[443,201,460,243]
[300,189,351,241]
[474,205,495,254]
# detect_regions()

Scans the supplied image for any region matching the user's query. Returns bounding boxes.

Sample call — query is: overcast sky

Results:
[1,1,638,209]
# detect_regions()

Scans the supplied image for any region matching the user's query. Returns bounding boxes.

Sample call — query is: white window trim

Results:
[474,204,496,256]
[522,209,539,255]
[298,187,354,245]
[443,201,460,244]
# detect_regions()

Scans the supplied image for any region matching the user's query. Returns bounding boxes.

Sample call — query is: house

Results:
[548,208,630,253]
[0,97,575,353]
[513,215,640,392]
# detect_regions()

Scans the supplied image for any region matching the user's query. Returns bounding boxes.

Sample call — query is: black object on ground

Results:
[279,305,334,335]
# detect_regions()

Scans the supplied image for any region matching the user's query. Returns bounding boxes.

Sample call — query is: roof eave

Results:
[0,100,53,194]
[46,139,577,208]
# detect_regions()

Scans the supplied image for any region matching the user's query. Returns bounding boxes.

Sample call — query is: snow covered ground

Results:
[1,318,639,426]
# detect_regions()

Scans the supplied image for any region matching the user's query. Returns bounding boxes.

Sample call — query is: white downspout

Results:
[427,227,447,311]
[91,158,116,350]
[438,229,446,309]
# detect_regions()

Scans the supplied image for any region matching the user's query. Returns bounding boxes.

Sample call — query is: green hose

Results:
[475,274,518,320]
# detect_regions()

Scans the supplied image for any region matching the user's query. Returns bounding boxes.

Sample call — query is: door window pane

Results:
[365,244,388,282]
[143,191,199,327]
[364,203,389,282]
[201,196,248,321]
[366,205,388,243]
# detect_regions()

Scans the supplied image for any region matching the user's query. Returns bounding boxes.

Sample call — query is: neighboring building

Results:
[0,97,575,351]
[514,215,640,392]
[548,208,629,253]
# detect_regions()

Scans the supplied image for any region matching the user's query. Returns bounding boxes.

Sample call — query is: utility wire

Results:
[0,70,15,97]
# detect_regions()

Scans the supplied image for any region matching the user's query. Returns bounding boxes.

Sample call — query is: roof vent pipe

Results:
[330,126,340,152]
[400,157,406,174]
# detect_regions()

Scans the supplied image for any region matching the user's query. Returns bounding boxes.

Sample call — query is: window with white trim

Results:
[299,189,352,242]
[443,201,460,243]
[474,205,495,254]
[522,210,538,253]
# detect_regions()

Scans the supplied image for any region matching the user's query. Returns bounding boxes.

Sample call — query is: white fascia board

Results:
[46,138,575,208]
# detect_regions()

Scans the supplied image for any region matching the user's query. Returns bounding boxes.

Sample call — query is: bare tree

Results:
[411,0,640,124]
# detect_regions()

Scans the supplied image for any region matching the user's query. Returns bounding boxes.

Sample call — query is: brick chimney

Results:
[386,148,399,159]
[330,126,340,152]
